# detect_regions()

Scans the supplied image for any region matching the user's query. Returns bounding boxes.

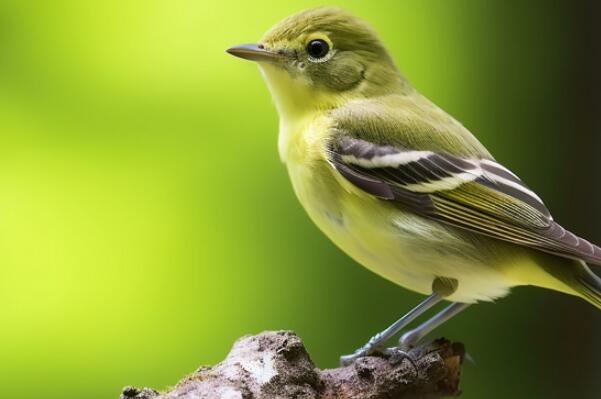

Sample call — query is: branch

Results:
[119,330,465,399]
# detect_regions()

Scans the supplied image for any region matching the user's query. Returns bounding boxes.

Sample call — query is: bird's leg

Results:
[398,302,470,350]
[339,277,459,367]
[339,292,442,366]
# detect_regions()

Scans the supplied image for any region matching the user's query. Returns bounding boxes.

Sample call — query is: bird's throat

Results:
[259,64,332,118]
[258,64,344,162]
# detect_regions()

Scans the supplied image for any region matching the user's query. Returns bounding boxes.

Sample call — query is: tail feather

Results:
[573,264,601,310]
[536,255,601,309]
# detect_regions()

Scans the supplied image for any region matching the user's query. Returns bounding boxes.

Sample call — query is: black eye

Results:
[307,39,329,59]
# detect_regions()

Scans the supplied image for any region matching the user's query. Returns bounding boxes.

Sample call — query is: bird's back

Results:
[331,93,493,159]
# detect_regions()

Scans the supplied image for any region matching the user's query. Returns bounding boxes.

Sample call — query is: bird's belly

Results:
[287,160,518,303]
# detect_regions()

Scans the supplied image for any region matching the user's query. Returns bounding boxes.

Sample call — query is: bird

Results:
[227,7,601,365]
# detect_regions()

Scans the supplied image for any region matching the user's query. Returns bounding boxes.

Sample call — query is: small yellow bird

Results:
[227,7,601,365]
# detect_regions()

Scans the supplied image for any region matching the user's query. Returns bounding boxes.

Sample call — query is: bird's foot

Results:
[381,346,419,373]
[339,343,386,367]
[339,343,417,372]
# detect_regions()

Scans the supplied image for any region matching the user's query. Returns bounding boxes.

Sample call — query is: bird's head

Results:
[227,7,411,119]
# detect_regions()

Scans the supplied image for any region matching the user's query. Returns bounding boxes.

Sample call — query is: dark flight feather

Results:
[330,134,601,265]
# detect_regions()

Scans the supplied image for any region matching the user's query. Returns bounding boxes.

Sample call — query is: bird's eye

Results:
[307,39,329,59]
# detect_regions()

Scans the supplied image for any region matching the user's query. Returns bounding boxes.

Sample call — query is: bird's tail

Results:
[571,263,601,310]
[527,254,601,309]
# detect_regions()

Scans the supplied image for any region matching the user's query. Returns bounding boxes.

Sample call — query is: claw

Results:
[464,351,476,365]
[339,344,386,366]
[340,349,370,367]
[339,353,358,367]
[382,347,418,374]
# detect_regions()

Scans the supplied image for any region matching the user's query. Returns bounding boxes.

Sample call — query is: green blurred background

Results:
[1,1,599,398]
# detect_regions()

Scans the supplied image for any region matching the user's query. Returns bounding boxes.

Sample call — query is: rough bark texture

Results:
[119,330,464,399]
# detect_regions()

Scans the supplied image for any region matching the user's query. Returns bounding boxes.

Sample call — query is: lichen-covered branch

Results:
[120,330,464,399]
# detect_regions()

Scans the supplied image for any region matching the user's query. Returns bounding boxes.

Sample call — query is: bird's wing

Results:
[328,134,601,265]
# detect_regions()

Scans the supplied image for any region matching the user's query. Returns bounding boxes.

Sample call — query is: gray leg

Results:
[339,292,443,366]
[398,302,470,350]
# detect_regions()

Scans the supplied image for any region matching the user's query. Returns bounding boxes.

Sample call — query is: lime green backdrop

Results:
[0,1,599,398]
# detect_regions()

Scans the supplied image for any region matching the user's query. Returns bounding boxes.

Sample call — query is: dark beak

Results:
[226,43,283,62]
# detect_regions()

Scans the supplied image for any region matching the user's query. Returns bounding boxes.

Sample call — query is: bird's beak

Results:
[226,43,284,62]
